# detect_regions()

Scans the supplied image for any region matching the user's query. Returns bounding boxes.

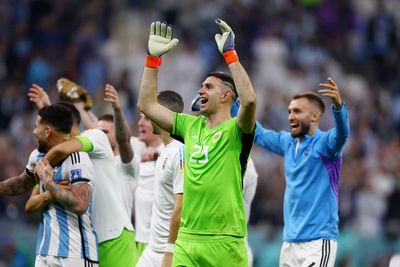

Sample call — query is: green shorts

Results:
[98,228,139,267]
[135,241,148,257]
[172,232,248,267]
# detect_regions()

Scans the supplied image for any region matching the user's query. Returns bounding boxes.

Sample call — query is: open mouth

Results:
[290,123,299,130]
[138,129,147,135]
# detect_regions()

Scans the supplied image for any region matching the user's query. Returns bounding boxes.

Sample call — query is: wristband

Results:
[145,55,162,69]
[165,243,174,253]
[223,50,239,65]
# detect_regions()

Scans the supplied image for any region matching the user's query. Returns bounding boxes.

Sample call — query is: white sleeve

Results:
[172,144,184,194]
[62,152,94,187]
[81,129,114,159]
[25,149,40,178]
[243,158,258,207]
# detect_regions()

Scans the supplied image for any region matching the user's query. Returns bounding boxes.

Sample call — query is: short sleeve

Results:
[63,152,94,187]
[80,129,114,159]
[25,149,40,179]
[172,144,184,194]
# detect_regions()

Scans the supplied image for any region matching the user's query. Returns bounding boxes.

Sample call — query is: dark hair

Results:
[157,90,184,113]
[206,71,237,99]
[292,92,325,114]
[98,114,114,122]
[56,101,81,125]
[38,104,73,134]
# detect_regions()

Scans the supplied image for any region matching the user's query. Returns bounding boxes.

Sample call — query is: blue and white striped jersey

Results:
[26,149,98,261]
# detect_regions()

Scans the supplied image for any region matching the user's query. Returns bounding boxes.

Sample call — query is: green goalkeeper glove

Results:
[148,21,179,57]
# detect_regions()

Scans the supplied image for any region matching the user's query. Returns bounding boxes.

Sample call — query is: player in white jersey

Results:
[30,104,97,267]
[136,90,185,267]
[132,113,163,254]
[28,84,139,266]
[97,85,139,221]
[243,158,258,267]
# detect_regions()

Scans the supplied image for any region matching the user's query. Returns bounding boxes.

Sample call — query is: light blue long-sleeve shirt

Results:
[255,103,350,241]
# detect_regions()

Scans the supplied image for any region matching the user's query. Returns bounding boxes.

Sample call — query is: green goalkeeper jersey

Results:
[172,113,254,237]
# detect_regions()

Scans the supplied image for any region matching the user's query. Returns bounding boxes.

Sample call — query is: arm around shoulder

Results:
[45,138,83,167]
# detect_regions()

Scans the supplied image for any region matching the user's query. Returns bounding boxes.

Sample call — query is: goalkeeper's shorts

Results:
[172,232,248,267]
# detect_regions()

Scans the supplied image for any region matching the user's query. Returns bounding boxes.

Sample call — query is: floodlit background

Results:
[0,0,399,266]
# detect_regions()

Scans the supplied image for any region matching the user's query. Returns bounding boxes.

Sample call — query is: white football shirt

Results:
[148,140,184,252]
[115,154,139,220]
[81,129,134,243]
[131,137,163,243]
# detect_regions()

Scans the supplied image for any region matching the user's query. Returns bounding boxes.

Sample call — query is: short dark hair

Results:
[292,92,325,114]
[57,101,81,125]
[157,90,184,113]
[206,71,237,99]
[98,114,114,122]
[38,104,73,134]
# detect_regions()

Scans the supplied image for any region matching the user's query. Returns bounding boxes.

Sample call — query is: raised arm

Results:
[73,102,98,130]
[137,21,179,133]
[104,84,134,163]
[36,159,91,215]
[0,171,36,196]
[27,84,51,109]
[214,19,256,134]
[318,77,350,156]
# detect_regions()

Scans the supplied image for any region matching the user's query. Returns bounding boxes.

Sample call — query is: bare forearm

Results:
[45,140,82,167]
[229,62,256,108]
[45,181,89,215]
[138,67,158,113]
[25,192,52,213]
[229,62,256,133]
[76,105,98,130]
[167,195,182,244]
[0,174,35,196]
[114,108,133,162]
[138,67,174,132]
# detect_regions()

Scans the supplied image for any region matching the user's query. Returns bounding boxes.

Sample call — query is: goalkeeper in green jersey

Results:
[137,19,256,266]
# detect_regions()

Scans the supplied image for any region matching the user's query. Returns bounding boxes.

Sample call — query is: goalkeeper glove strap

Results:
[223,50,239,65]
[145,55,162,69]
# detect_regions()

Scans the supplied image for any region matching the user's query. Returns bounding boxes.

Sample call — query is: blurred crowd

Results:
[0,0,399,266]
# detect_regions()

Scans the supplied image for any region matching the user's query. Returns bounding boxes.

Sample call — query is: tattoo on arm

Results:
[0,173,35,196]
[114,108,134,162]
[46,182,91,214]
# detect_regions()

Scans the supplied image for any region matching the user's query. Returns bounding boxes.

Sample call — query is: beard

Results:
[37,140,48,153]
[291,121,311,138]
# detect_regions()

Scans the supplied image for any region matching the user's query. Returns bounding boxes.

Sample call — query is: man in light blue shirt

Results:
[255,78,349,267]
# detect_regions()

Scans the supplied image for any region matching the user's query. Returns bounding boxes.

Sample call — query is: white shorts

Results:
[279,239,337,267]
[245,237,254,267]
[389,254,400,267]
[136,246,164,267]
[35,255,98,267]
